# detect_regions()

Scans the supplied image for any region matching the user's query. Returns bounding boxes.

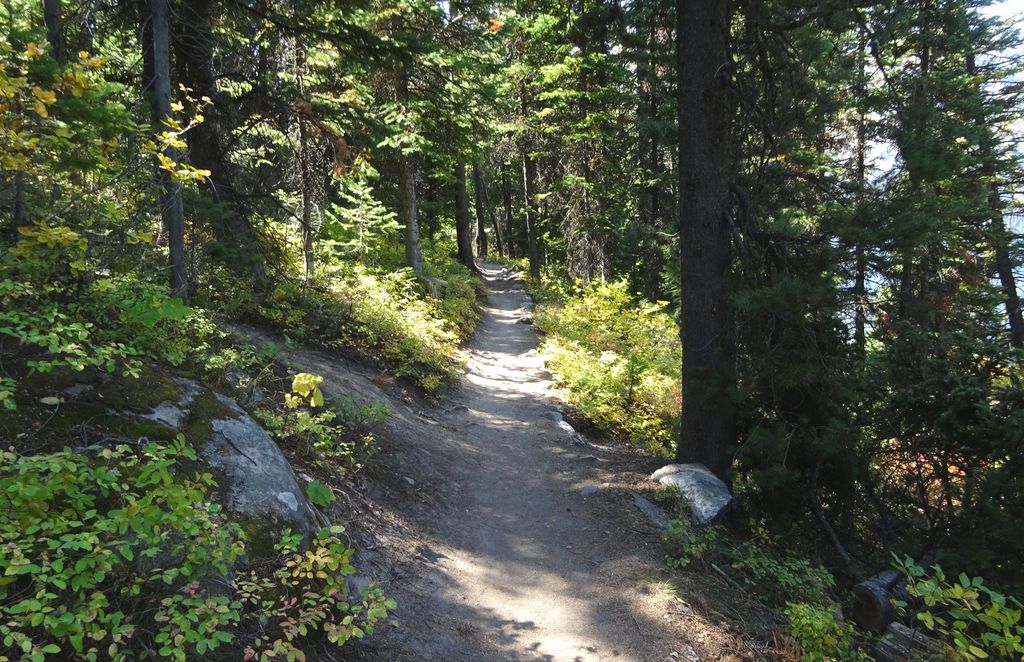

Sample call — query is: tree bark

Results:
[522,147,541,280]
[675,0,734,477]
[853,41,868,352]
[990,187,1024,348]
[400,153,423,275]
[483,170,505,258]
[43,0,67,66]
[502,165,515,257]
[455,162,475,270]
[175,0,267,289]
[472,161,489,258]
[149,0,188,297]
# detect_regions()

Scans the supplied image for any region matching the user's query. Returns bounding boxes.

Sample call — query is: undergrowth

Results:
[213,245,482,395]
[528,275,679,456]
[0,437,394,661]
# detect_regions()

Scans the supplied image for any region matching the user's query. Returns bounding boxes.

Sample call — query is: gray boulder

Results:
[21,367,321,557]
[196,393,321,548]
[651,463,731,525]
[102,373,320,554]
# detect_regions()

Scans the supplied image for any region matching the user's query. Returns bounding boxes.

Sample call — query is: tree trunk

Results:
[990,187,1024,348]
[853,42,867,352]
[675,0,734,477]
[400,152,423,275]
[502,165,515,257]
[483,170,505,258]
[175,0,266,289]
[397,66,423,275]
[149,0,187,297]
[455,162,475,270]
[522,147,541,280]
[472,161,489,258]
[43,0,67,66]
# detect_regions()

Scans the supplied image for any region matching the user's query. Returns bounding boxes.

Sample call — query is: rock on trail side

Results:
[238,263,762,661]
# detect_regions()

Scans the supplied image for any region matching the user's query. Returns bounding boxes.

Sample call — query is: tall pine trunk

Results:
[455,162,475,270]
[502,165,515,257]
[175,0,266,289]
[398,67,423,275]
[675,0,734,477]
[472,161,489,258]
[990,187,1024,348]
[522,147,541,280]
[149,0,187,297]
[43,0,67,65]
[483,170,505,258]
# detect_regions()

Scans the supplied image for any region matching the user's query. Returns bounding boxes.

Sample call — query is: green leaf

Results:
[306,481,335,508]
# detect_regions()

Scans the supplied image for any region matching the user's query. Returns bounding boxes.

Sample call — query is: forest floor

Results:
[240,263,776,661]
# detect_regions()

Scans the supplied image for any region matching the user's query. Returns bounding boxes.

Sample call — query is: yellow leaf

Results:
[33,86,57,104]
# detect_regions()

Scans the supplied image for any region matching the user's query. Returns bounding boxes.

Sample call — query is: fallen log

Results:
[873,622,945,662]
[851,569,904,633]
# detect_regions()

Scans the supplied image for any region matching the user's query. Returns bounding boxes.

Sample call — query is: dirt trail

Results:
[245,263,758,661]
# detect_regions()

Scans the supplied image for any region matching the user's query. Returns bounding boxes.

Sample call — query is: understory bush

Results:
[248,249,480,394]
[663,518,863,660]
[895,556,1024,661]
[0,437,393,661]
[255,372,387,475]
[532,279,679,455]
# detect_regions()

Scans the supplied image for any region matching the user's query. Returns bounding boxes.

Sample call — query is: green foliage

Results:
[663,518,835,606]
[305,480,335,507]
[534,279,679,454]
[731,542,836,607]
[784,602,867,662]
[0,437,393,661]
[0,436,239,661]
[256,373,387,475]
[252,254,478,393]
[663,518,723,569]
[895,556,1024,661]
[237,527,395,661]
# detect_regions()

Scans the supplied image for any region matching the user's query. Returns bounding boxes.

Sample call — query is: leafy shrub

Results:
[305,480,335,507]
[252,256,477,393]
[895,556,1024,661]
[664,518,725,569]
[663,519,836,607]
[731,543,836,606]
[256,373,387,475]
[785,602,867,662]
[0,437,393,661]
[533,279,679,455]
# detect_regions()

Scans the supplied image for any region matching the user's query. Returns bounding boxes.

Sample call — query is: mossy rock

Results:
[2,364,321,558]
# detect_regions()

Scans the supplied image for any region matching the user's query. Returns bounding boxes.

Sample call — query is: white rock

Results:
[651,463,731,525]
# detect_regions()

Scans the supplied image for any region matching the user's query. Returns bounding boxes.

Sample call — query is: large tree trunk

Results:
[502,165,515,257]
[455,162,475,270]
[472,161,489,258]
[43,0,67,65]
[483,171,505,258]
[174,0,266,289]
[397,66,423,275]
[990,187,1024,348]
[522,147,541,280]
[400,153,423,275]
[149,0,187,297]
[675,0,734,477]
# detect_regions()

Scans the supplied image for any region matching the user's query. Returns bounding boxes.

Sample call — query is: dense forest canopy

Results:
[3,0,1024,658]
